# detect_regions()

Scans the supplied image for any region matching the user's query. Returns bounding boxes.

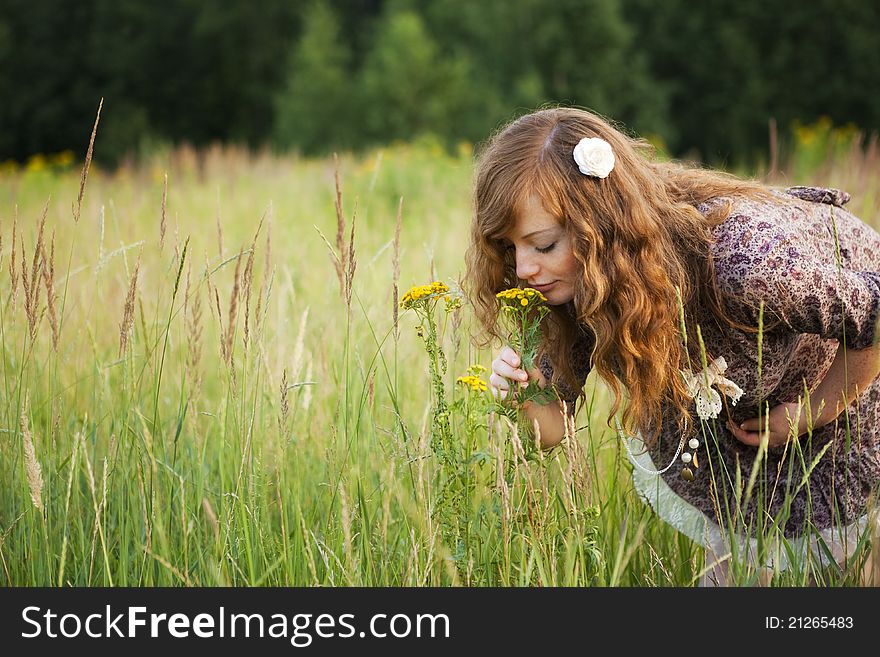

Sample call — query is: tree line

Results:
[1,0,878,166]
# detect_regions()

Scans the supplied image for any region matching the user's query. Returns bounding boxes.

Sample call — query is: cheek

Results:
[558,252,581,281]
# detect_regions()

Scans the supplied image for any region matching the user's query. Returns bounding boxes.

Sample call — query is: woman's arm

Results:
[804,340,880,431]
[728,340,880,446]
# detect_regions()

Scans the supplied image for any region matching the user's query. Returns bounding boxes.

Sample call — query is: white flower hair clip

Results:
[573,137,615,178]
[681,356,743,421]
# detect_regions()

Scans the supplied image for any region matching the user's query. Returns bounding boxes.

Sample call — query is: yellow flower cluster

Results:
[466,364,487,376]
[444,295,462,312]
[400,281,450,309]
[456,375,488,393]
[496,287,547,307]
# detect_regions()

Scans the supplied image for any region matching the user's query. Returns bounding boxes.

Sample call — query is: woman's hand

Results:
[489,346,547,402]
[726,402,804,447]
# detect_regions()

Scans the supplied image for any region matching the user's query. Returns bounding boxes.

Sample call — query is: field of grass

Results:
[2,122,879,586]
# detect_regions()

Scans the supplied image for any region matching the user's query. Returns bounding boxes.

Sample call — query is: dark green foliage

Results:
[358,8,477,146]
[622,0,880,163]
[274,3,354,154]
[1,0,878,165]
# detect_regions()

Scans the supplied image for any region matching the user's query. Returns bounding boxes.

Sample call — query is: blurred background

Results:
[2,0,879,168]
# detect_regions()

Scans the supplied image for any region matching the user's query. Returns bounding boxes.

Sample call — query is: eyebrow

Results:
[519,228,557,240]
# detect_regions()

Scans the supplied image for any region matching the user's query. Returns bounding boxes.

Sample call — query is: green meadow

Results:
[2,122,879,586]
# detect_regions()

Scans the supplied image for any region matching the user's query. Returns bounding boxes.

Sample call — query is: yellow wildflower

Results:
[444,294,462,313]
[25,154,47,173]
[400,281,450,309]
[496,287,547,308]
[51,150,75,168]
[456,375,488,393]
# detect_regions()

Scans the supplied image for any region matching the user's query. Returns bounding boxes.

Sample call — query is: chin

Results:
[546,292,574,306]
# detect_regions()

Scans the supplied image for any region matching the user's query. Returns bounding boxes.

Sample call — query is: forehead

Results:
[505,194,561,240]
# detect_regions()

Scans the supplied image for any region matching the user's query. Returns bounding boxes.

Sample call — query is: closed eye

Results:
[536,242,557,254]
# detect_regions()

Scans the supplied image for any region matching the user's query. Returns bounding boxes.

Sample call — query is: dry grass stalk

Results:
[203,251,220,323]
[392,196,402,339]
[215,188,224,259]
[73,98,102,224]
[184,263,203,399]
[297,511,320,585]
[97,205,105,270]
[108,433,118,464]
[145,548,192,586]
[264,211,273,280]
[242,217,264,351]
[344,205,357,308]
[21,203,48,340]
[301,360,313,411]
[221,248,243,365]
[338,482,353,578]
[492,429,512,536]
[40,230,59,351]
[202,498,220,543]
[137,296,149,354]
[380,461,393,547]
[10,207,18,311]
[450,289,462,358]
[279,368,290,437]
[333,154,347,289]
[159,173,168,249]
[136,468,152,554]
[51,404,61,447]
[92,457,110,584]
[316,157,358,307]
[57,432,82,585]
[211,279,222,328]
[559,407,591,512]
[254,212,272,340]
[291,307,309,383]
[20,397,44,513]
[118,251,142,356]
[83,443,101,582]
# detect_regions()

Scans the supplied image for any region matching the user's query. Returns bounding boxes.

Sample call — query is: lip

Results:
[530,281,556,292]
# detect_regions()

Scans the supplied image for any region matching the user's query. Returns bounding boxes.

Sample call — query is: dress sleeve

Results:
[538,327,595,416]
[714,215,880,349]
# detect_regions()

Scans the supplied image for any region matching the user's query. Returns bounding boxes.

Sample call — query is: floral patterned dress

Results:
[540,187,880,571]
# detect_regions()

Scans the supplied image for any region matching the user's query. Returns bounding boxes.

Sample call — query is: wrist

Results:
[793,396,835,436]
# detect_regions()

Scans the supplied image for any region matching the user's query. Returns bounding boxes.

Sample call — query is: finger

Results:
[490,374,525,399]
[492,360,529,386]
[489,373,510,393]
[726,419,763,447]
[500,346,522,368]
[739,417,765,432]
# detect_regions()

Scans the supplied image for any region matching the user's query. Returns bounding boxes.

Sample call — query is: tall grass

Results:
[1,130,878,586]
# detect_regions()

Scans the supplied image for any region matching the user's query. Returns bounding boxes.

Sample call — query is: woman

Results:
[464,106,880,586]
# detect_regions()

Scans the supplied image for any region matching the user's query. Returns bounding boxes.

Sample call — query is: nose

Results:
[515,250,540,281]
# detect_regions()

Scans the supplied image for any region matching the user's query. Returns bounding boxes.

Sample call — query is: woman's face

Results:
[502,195,580,305]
